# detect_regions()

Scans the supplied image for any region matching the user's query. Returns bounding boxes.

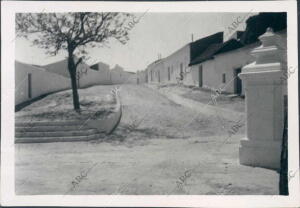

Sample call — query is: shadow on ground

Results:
[91,123,190,147]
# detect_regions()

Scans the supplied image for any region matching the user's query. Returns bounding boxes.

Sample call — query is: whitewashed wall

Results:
[137,70,148,84]
[43,58,90,78]
[110,70,136,84]
[146,60,165,83]
[79,68,111,88]
[110,70,124,84]
[190,43,257,93]
[15,61,70,105]
[122,72,137,84]
[146,44,190,84]
[16,59,137,107]
[160,44,190,84]
[43,58,111,87]
[214,44,256,93]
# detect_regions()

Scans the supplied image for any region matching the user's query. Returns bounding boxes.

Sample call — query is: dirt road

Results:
[15,84,279,195]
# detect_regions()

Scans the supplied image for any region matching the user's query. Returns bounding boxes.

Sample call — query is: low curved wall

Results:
[86,90,122,134]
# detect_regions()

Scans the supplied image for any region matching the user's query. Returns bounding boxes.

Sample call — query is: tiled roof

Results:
[240,12,286,45]
[190,32,224,61]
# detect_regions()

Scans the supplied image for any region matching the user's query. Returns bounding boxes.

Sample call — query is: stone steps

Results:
[15,120,84,127]
[15,124,92,132]
[15,120,104,143]
[15,134,103,143]
[15,129,98,138]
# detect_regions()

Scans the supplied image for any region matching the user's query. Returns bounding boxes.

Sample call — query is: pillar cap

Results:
[259,27,277,47]
[239,69,283,81]
[242,62,281,73]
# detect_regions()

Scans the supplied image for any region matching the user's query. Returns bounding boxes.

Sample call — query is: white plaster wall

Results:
[202,60,220,90]
[110,70,136,84]
[147,60,165,84]
[190,67,200,86]
[79,68,111,88]
[146,68,153,83]
[44,58,115,87]
[190,60,218,90]
[43,59,70,77]
[43,58,91,78]
[110,70,123,84]
[96,62,110,72]
[90,62,112,85]
[145,45,190,85]
[162,44,190,84]
[190,44,257,93]
[110,65,136,84]
[137,71,147,84]
[122,72,137,84]
[214,45,256,93]
[15,61,70,105]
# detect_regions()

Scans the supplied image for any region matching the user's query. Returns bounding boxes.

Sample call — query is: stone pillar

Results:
[239,28,287,170]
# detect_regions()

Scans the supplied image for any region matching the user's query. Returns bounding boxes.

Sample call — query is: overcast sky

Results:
[15,12,256,72]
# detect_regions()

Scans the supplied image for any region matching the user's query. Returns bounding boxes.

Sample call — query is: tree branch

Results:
[75,57,83,69]
[16,12,136,60]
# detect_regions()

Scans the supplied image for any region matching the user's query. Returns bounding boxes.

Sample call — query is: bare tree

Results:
[16,12,135,111]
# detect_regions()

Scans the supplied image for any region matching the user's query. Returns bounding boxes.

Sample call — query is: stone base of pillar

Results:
[239,139,282,170]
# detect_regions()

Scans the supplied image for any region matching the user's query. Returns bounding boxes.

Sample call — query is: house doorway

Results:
[28,73,32,99]
[198,65,203,87]
[234,68,242,95]
[158,70,160,83]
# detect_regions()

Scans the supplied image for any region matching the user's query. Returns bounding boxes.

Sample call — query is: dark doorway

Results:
[28,73,32,99]
[158,70,160,83]
[234,68,242,95]
[198,65,203,87]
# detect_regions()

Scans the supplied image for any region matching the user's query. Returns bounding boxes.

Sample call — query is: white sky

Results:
[15,12,256,72]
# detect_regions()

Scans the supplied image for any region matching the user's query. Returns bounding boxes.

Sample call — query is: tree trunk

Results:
[68,53,80,111]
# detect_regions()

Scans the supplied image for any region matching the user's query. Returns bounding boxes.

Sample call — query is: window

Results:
[222,73,226,83]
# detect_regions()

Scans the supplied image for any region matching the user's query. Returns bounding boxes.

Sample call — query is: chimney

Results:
[191,34,194,42]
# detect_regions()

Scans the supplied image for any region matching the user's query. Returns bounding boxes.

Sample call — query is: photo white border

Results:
[1,1,299,207]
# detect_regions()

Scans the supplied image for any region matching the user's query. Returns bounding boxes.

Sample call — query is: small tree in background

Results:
[16,12,135,111]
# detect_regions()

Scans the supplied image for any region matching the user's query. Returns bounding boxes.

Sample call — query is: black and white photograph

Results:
[1,1,299,207]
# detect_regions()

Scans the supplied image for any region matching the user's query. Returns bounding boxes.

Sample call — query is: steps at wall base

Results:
[15,125,94,132]
[15,129,98,138]
[15,134,104,143]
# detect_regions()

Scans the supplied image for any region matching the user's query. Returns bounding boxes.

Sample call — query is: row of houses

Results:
[15,58,136,106]
[137,31,260,95]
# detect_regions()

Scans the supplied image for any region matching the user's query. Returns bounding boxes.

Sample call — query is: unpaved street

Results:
[15,84,279,195]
